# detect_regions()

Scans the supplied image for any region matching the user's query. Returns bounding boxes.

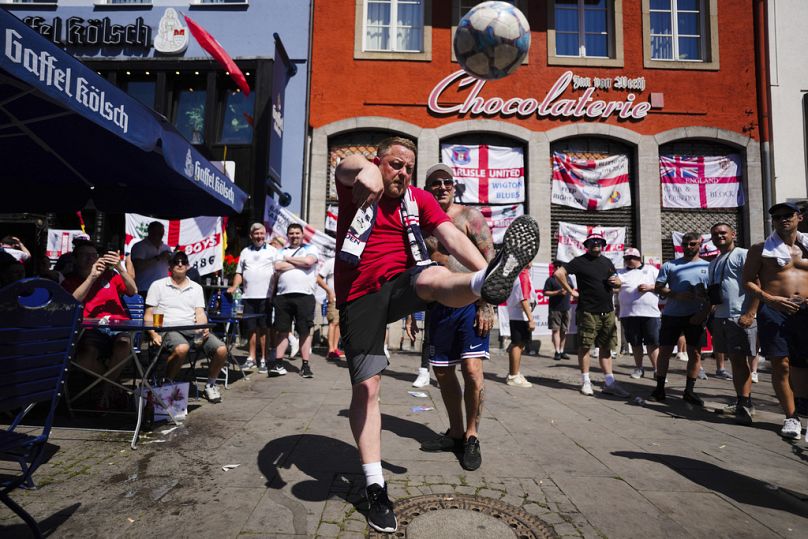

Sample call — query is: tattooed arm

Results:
[459,206,496,336]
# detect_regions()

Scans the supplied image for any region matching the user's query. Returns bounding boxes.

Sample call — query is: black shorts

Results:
[340,265,433,385]
[509,320,532,347]
[758,304,808,368]
[242,298,269,331]
[622,316,661,347]
[659,315,706,348]
[273,293,315,336]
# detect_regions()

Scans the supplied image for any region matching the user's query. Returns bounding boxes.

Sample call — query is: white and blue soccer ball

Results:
[454,1,531,80]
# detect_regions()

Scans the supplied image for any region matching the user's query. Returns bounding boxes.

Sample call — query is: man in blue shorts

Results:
[417,163,496,471]
[650,232,711,405]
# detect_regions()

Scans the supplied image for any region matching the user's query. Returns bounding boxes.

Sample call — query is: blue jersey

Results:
[656,258,710,316]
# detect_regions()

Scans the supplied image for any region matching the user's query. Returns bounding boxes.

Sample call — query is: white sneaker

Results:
[269,362,288,376]
[288,335,300,358]
[384,344,390,359]
[257,361,268,374]
[780,417,801,439]
[580,381,594,396]
[751,372,759,383]
[242,358,256,370]
[204,384,222,403]
[676,352,688,362]
[630,368,644,379]
[603,380,630,398]
[698,367,708,380]
[507,374,532,388]
[412,368,430,388]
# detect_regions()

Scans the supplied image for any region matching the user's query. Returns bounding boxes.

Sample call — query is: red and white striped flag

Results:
[660,154,744,209]
[551,152,631,211]
[440,144,524,204]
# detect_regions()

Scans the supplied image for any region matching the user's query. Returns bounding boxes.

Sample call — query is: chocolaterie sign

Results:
[428,70,654,121]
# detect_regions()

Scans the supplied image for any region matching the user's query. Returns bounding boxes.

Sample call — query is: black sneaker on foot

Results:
[365,483,397,533]
[683,390,704,407]
[560,352,571,360]
[420,430,463,452]
[300,362,313,378]
[553,352,562,361]
[735,404,754,425]
[480,215,540,305]
[649,388,666,402]
[461,436,482,471]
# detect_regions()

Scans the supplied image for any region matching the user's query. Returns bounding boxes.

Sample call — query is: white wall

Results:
[768,0,808,202]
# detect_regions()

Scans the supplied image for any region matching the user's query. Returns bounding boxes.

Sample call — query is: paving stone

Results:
[316,522,341,537]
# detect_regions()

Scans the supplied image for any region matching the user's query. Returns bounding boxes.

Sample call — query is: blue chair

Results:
[0,278,82,537]
[122,293,145,320]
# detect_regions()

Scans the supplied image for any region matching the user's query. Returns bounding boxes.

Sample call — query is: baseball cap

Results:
[584,232,607,246]
[768,201,802,215]
[623,247,641,258]
[425,163,453,181]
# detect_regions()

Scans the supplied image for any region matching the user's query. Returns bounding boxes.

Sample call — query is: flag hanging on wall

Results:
[440,144,525,204]
[557,221,626,265]
[660,154,744,209]
[478,204,524,243]
[551,152,631,211]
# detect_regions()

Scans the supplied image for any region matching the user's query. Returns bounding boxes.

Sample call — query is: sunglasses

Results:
[172,260,189,267]
[686,241,701,246]
[428,179,455,188]
[771,212,796,220]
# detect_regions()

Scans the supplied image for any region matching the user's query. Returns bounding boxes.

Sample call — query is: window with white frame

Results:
[554,0,611,58]
[364,0,424,53]
[649,0,704,61]
[191,0,249,5]
[0,1,57,4]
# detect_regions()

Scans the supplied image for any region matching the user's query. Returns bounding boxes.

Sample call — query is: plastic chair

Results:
[0,278,82,538]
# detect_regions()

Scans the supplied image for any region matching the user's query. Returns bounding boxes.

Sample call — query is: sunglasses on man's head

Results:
[429,179,454,188]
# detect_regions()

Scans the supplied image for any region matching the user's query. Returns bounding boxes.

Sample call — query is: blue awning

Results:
[0,9,248,218]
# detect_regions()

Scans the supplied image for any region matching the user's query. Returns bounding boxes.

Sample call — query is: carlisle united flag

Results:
[440,144,524,204]
[551,152,631,211]
[660,154,745,209]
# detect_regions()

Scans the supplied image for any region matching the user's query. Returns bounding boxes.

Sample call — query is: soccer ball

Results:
[454,1,531,80]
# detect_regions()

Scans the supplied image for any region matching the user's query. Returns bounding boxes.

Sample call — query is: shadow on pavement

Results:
[612,451,808,518]
[0,502,80,538]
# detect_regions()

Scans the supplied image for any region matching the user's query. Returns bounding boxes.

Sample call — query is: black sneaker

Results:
[553,352,562,361]
[648,387,666,402]
[480,215,540,305]
[300,362,314,378]
[420,429,463,452]
[683,390,704,407]
[365,483,397,533]
[735,403,755,425]
[461,436,482,471]
[560,352,571,360]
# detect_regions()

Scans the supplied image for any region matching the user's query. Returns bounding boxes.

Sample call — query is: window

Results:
[548,0,624,67]
[191,0,248,5]
[0,1,57,4]
[642,0,718,69]
[172,78,208,145]
[125,80,157,109]
[364,0,423,53]
[101,1,152,4]
[354,0,432,61]
[218,84,255,144]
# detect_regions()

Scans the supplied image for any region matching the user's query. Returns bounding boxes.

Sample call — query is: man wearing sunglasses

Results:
[650,232,711,406]
[743,201,808,440]
[145,251,228,403]
[416,162,496,472]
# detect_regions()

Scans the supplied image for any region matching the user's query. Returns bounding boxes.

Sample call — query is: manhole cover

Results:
[368,494,558,538]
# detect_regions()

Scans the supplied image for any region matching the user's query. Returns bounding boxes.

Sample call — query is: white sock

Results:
[581,372,591,384]
[418,367,428,374]
[605,373,616,385]
[469,268,486,296]
[362,462,384,488]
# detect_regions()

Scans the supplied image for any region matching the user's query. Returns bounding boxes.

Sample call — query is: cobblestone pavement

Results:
[2,346,807,538]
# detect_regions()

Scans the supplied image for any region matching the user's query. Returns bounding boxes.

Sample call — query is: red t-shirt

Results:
[62,271,130,320]
[334,183,450,305]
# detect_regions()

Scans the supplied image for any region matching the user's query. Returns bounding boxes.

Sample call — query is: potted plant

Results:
[185,106,205,143]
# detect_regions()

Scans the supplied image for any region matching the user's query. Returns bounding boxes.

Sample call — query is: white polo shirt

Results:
[130,239,171,292]
[237,242,277,299]
[275,244,320,295]
[145,276,205,326]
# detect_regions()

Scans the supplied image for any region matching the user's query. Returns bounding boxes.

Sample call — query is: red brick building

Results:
[306,1,764,261]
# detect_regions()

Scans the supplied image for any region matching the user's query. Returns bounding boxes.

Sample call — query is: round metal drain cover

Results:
[368,494,558,538]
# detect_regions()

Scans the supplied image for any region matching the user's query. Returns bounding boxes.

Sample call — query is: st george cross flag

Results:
[551,152,631,211]
[440,144,524,204]
[660,154,744,209]
[264,196,336,259]
[478,204,524,243]
[557,221,626,265]
[671,231,719,259]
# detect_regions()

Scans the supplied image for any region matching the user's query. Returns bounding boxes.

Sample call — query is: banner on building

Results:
[125,214,223,276]
[557,222,626,265]
[46,229,86,260]
[660,154,745,209]
[479,204,524,243]
[325,204,338,235]
[441,144,525,204]
[264,196,336,259]
[671,231,719,258]
[551,152,631,211]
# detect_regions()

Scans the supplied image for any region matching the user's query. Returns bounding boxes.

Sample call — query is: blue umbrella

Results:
[0,9,248,218]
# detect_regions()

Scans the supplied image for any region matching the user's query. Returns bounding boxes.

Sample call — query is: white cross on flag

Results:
[440,144,525,204]
[551,152,631,211]
[660,154,745,209]
[557,222,626,265]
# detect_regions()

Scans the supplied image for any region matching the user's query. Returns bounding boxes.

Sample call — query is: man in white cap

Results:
[555,232,628,397]
[616,247,661,379]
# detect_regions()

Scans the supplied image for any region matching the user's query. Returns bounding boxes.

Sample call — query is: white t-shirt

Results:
[237,243,277,299]
[318,257,335,292]
[130,239,171,292]
[275,244,320,295]
[506,270,536,321]
[145,276,205,327]
[1,247,29,262]
[617,265,661,318]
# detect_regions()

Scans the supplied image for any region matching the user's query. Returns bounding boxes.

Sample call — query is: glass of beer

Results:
[152,310,164,328]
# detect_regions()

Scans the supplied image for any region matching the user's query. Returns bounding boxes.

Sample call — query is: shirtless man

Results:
[416,163,495,471]
[743,202,808,439]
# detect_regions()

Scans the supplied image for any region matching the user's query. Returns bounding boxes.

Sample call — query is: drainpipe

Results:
[754,0,774,235]
[300,0,315,222]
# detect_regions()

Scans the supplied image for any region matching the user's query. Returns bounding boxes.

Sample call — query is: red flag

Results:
[184,15,250,96]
